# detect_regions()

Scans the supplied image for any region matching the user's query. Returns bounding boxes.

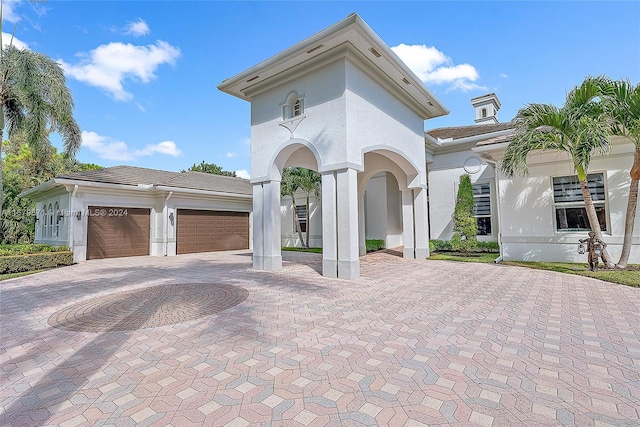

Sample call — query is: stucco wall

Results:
[280,193,322,248]
[34,189,71,247]
[496,144,640,263]
[427,151,496,241]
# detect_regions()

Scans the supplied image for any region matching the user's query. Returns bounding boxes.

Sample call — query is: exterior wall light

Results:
[75,211,82,220]
[169,212,174,226]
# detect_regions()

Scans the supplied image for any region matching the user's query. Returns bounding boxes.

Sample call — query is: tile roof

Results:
[426,122,513,140]
[57,166,252,195]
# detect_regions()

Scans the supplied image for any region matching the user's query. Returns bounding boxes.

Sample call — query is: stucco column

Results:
[414,187,429,259]
[252,183,265,270]
[402,189,415,259]
[263,180,282,271]
[336,168,360,279]
[358,192,366,256]
[321,171,338,278]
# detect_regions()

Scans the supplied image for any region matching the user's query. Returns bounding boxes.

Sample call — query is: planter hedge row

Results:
[0,251,74,274]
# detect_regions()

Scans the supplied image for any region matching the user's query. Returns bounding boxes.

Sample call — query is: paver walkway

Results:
[1,250,639,426]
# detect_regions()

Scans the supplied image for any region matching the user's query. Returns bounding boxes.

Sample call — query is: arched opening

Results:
[358,149,429,260]
[253,140,323,273]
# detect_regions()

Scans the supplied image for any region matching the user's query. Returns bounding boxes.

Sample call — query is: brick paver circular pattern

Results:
[48,283,248,332]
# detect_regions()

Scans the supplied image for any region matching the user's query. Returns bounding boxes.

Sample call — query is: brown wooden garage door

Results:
[87,207,150,260]
[177,209,249,254]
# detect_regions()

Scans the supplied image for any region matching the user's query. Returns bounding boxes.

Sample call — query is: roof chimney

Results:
[471,93,501,125]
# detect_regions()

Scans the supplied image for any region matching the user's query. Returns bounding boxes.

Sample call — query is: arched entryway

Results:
[358,149,429,261]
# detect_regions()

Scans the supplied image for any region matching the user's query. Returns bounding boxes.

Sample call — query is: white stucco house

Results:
[218,13,448,279]
[426,93,639,264]
[20,166,253,263]
[21,13,639,274]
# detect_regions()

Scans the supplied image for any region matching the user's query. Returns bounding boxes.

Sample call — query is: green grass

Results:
[428,251,639,287]
[281,247,323,254]
[0,270,43,281]
[502,261,640,287]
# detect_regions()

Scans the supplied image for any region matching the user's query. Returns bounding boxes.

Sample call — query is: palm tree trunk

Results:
[305,195,310,249]
[0,128,4,221]
[617,147,640,268]
[579,179,614,268]
[290,197,306,248]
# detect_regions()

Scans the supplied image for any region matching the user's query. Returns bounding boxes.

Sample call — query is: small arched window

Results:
[481,108,487,118]
[43,205,48,238]
[54,202,60,238]
[48,203,54,238]
[282,92,304,120]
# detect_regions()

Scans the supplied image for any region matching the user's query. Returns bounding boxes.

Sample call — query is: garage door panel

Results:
[177,209,249,254]
[87,207,150,260]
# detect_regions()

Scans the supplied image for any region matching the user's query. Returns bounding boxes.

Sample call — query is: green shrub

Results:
[430,239,499,253]
[0,244,69,256]
[452,174,478,244]
[365,239,385,252]
[429,239,452,252]
[0,251,74,274]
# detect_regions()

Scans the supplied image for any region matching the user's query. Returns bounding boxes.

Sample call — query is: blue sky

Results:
[3,1,639,178]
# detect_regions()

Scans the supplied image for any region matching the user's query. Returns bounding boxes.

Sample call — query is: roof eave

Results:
[153,185,252,199]
[217,13,448,119]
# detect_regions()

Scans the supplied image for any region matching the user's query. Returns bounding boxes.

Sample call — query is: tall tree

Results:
[1,43,82,218]
[182,161,236,177]
[1,139,100,243]
[452,174,477,250]
[501,76,614,267]
[600,78,640,268]
[280,167,305,247]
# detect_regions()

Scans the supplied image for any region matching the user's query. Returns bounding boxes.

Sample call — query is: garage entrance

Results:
[87,207,150,260]
[176,210,249,254]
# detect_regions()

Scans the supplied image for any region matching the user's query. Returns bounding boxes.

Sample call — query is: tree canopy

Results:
[182,161,236,177]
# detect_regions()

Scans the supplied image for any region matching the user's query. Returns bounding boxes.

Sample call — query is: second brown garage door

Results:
[87,207,150,260]
[177,209,249,254]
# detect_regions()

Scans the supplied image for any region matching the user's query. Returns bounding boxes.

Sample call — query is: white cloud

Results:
[60,40,180,101]
[2,0,21,23]
[391,43,486,92]
[499,73,509,79]
[1,32,29,49]
[81,130,182,161]
[226,151,236,158]
[125,19,150,37]
[235,169,250,179]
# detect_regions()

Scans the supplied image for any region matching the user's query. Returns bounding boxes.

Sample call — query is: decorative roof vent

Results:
[471,93,501,125]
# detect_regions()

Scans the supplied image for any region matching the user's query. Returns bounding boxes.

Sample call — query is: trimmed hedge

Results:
[429,239,499,253]
[366,239,385,252]
[0,251,74,274]
[0,244,70,256]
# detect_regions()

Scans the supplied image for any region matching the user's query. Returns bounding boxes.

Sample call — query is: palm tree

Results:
[501,76,614,267]
[0,44,81,218]
[600,79,640,268]
[281,167,306,247]
[295,168,321,249]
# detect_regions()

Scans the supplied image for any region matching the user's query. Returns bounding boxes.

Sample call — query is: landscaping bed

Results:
[0,244,73,277]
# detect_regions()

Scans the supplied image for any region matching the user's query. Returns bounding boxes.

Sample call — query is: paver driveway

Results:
[1,250,639,426]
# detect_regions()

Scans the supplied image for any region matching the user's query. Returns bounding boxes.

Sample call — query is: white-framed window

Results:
[294,205,307,233]
[472,182,492,236]
[553,173,607,232]
[42,205,48,238]
[54,202,60,238]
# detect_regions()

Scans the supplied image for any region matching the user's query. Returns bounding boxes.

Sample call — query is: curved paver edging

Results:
[48,283,248,332]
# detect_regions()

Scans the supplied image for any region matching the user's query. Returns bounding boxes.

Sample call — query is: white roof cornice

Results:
[217,13,448,120]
